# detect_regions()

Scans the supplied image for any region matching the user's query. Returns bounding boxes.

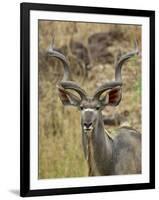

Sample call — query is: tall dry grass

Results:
[38,20,141,179]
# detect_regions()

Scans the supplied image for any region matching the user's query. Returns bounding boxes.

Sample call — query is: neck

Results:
[82,112,114,175]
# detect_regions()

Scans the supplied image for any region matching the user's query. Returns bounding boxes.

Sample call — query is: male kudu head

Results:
[47,43,138,132]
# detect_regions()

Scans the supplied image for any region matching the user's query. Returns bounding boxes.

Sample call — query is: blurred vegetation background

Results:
[38,20,141,179]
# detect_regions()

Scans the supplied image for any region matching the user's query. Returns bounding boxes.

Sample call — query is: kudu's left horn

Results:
[47,42,87,100]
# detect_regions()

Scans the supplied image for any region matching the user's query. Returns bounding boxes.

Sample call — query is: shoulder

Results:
[113,127,141,147]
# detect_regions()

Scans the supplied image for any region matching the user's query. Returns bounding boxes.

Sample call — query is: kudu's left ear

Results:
[57,85,81,107]
[101,86,122,106]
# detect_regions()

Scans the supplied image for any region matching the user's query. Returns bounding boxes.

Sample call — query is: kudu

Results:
[47,44,141,176]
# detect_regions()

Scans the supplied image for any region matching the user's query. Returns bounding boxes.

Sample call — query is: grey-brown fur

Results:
[113,128,141,174]
[82,113,141,176]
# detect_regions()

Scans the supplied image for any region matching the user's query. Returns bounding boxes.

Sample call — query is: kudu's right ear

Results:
[57,85,81,107]
[107,86,122,106]
[100,86,122,107]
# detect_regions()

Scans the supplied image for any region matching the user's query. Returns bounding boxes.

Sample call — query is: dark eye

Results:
[96,105,100,110]
[80,105,84,110]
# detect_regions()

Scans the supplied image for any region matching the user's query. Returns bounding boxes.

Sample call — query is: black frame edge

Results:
[21,2,155,16]
[20,3,30,197]
[149,11,155,189]
[24,183,155,197]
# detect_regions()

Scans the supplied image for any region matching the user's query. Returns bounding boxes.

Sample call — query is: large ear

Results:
[100,86,122,106]
[57,85,81,107]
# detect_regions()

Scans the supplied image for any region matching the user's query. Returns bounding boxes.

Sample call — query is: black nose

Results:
[84,122,92,128]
